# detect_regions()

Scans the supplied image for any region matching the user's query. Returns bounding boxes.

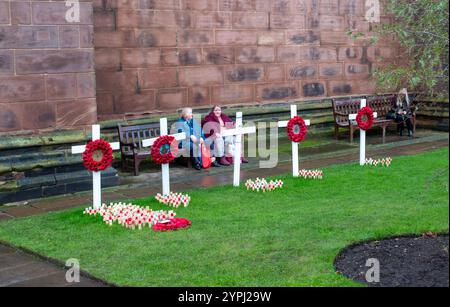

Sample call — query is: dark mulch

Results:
[334,234,449,287]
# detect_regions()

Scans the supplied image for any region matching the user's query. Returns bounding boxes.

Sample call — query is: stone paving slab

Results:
[6,271,107,287]
[5,272,74,287]
[1,205,45,218]
[30,196,91,212]
[0,252,36,270]
[66,278,108,287]
[0,261,63,287]
[0,243,110,287]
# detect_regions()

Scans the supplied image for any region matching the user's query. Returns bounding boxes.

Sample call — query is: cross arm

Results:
[221,126,256,137]
[71,142,120,154]
[278,119,311,128]
[349,112,378,120]
[142,132,187,148]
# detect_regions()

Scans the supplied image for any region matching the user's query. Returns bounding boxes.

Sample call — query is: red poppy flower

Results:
[82,139,113,172]
[286,116,308,143]
[151,135,179,164]
[153,218,192,232]
[356,106,375,130]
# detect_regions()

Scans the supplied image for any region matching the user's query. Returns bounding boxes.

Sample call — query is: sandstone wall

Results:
[0,0,97,133]
[94,0,395,119]
[0,0,396,133]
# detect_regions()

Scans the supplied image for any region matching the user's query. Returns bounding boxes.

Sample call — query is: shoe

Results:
[219,157,231,166]
[226,156,233,164]
[212,160,221,167]
[194,163,202,170]
[241,157,249,163]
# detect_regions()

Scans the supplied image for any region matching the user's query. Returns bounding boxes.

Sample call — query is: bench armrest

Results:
[118,140,141,156]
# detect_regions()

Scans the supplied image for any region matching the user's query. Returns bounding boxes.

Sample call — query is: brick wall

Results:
[95,0,396,119]
[0,0,97,133]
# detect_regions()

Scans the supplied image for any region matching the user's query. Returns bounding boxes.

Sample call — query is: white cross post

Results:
[278,105,311,177]
[142,118,186,195]
[222,112,256,187]
[71,125,120,209]
[349,99,378,165]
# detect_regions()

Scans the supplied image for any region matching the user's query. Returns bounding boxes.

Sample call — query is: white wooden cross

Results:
[349,99,378,165]
[142,118,186,195]
[71,125,120,209]
[278,105,311,177]
[222,112,256,187]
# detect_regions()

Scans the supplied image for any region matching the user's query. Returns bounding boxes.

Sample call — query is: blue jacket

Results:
[175,117,204,158]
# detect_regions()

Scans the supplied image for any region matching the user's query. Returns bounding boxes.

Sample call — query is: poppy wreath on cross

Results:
[286,116,308,143]
[153,218,192,232]
[151,135,179,164]
[356,106,375,130]
[82,139,114,172]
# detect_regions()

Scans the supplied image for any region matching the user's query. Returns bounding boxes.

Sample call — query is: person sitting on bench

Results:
[202,105,249,165]
[388,88,415,137]
[176,108,205,170]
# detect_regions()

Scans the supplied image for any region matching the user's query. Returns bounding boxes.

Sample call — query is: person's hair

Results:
[396,88,410,107]
[211,105,222,113]
[181,107,192,118]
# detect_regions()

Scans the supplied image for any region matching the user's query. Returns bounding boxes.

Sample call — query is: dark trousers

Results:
[190,143,201,167]
[395,115,413,134]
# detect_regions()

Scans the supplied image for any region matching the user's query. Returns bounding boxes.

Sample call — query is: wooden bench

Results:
[117,123,191,176]
[332,94,416,143]
[117,123,160,176]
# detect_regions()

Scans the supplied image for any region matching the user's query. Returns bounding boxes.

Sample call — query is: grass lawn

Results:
[0,147,448,286]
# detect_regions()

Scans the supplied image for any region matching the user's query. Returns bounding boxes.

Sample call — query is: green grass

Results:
[0,148,448,286]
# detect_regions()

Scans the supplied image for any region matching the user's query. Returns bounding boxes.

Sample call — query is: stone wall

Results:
[0,0,397,133]
[94,0,396,120]
[0,0,97,133]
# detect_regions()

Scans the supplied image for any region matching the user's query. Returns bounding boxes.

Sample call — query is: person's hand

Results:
[200,138,205,144]
[191,135,198,143]
[215,133,222,138]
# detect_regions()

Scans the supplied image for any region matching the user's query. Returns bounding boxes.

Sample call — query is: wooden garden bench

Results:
[331,95,416,143]
[117,123,160,176]
[117,123,191,176]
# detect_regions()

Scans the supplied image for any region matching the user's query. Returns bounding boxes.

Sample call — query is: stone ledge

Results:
[0,167,119,205]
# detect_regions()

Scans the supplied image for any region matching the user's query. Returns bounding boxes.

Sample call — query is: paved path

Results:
[0,131,448,287]
[0,244,108,287]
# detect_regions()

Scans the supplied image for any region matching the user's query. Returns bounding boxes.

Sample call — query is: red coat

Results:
[202,112,234,138]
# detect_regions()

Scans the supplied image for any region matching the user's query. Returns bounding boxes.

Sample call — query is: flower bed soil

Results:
[334,234,449,287]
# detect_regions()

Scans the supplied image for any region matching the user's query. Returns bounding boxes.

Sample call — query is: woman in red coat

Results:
[202,105,249,166]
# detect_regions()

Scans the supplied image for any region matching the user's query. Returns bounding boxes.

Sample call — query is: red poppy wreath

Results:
[82,139,114,172]
[153,218,192,232]
[286,116,308,143]
[356,106,375,130]
[151,135,179,164]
